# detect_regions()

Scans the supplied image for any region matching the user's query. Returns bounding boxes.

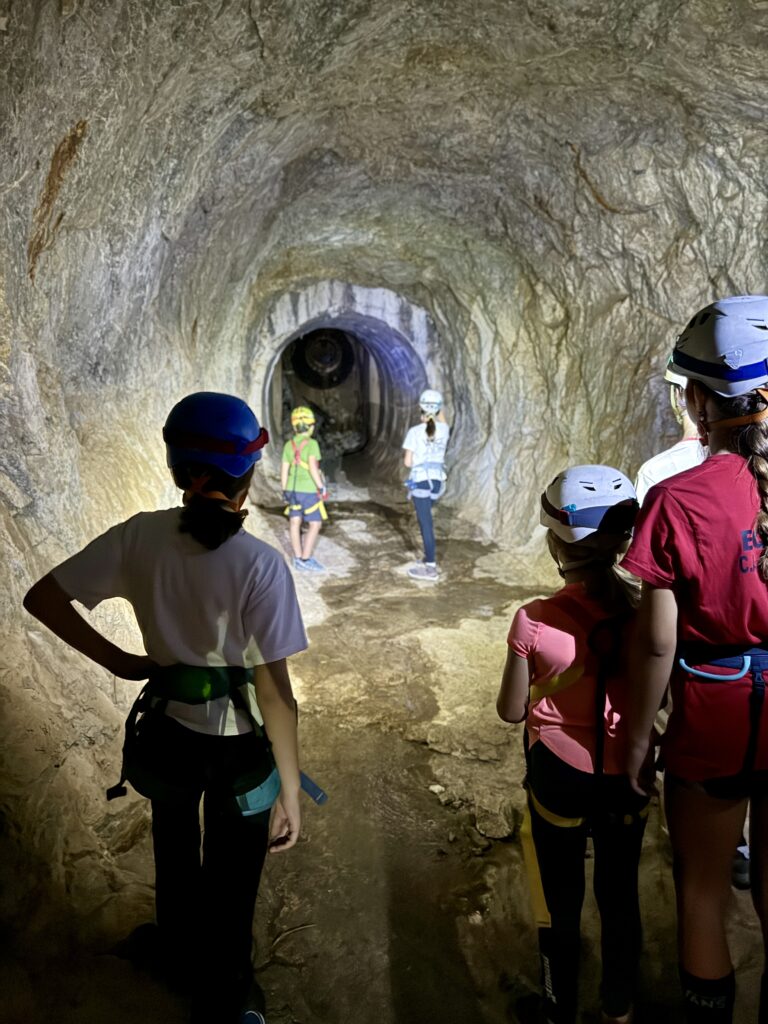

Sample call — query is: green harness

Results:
[106,665,276,809]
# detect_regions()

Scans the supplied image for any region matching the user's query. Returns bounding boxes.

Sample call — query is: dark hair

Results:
[708,388,768,580]
[425,416,436,439]
[172,463,255,550]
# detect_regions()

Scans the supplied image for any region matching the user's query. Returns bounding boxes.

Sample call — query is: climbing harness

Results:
[283,435,328,519]
[406,460,446,501]
[677,643,768,779]
[107,665,328,813]
[520,596,648,925]
[106,666,274,807]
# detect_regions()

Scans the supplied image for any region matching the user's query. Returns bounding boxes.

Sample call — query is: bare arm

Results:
[280,461,289,490]
[626,582,678,793]
[403,449,413,469]
[496,648,531,723]
[307,454,324,492]
[253,658,301,852]
[23,573,153,680]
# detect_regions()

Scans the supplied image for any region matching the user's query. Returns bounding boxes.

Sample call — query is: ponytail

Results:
[425,416,436,439]
[172,463,254,550]
[546,531,640,612]
[717,390,768,581]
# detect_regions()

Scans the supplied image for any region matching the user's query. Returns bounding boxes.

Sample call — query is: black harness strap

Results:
[106,667,270,802]
[106,683,167,801]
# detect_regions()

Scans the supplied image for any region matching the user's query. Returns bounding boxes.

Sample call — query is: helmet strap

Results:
[709,389,768,429]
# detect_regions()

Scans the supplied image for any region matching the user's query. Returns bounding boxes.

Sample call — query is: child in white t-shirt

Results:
[402,388,450,581]
[23,392,306,1024]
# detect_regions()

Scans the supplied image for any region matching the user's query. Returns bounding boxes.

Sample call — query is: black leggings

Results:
[527,741,648,1023]
[147,716,270,1013]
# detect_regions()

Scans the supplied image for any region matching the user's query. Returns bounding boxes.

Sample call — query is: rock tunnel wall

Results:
[2,0,768,967]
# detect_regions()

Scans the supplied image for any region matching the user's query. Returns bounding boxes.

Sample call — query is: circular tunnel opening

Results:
[264,311,431,495]
[281,328,371,483]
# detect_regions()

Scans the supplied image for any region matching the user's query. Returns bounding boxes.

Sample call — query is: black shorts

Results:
[666,769,768,800]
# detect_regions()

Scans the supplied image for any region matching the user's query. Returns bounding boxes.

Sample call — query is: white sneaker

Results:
[407,562,438,580]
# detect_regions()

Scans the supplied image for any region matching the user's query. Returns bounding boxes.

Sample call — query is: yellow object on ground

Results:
[520,801,551,928]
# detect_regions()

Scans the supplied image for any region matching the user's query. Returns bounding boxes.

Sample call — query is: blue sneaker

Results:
[293,556,307,570]
[408,562,438,580]
[302,557,325,571]
[241,1013,266,1023]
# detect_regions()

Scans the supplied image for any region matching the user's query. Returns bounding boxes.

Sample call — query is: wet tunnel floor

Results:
[253,498,763,1024]
[14,498,763,1023]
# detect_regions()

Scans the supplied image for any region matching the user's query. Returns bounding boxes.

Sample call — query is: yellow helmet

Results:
[291,406,315,431]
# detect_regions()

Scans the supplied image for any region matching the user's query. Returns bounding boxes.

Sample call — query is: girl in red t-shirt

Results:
[624,296,768,1023]
[497,465,646,1024]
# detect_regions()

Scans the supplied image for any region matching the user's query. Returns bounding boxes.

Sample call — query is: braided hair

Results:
[710,389,768,580]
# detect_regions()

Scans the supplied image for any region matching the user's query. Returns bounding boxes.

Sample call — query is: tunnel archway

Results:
[254,282,448,500]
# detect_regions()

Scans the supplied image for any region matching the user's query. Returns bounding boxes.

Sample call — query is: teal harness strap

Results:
[106,665,330,808]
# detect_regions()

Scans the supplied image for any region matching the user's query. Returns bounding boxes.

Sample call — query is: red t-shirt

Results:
[623,453,768,646]
[623,453,768,779]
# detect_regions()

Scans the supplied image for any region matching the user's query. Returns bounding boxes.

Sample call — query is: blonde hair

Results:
[546,531,641,611]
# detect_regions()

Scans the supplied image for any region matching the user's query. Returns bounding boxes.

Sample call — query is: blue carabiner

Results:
[678,655,752,681]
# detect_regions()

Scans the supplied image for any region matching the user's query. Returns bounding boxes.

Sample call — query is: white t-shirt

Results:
[634,438,707,505]
[402,422,450,482]
[52,508,308,736]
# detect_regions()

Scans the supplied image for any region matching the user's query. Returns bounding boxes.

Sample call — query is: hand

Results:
[626,737,659,797]
[282,490,290,503]
[109,652,156,680]
[317,487,328,502]
[268,788,301,853]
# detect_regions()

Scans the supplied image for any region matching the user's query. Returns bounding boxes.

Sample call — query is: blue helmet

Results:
[163,392,269,477]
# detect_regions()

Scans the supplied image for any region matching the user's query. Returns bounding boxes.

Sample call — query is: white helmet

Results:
[663,360,688,390]
[663,359,689,424]
[419,389,442,416]
[669,295,768,397]
[541,465,638,544]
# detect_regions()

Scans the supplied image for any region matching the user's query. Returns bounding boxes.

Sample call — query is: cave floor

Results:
[13,496,763,1024]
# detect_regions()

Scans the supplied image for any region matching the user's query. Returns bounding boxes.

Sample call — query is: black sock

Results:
[680,968,735,1022]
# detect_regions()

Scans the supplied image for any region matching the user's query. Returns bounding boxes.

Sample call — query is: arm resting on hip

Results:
[23,573,153,680]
